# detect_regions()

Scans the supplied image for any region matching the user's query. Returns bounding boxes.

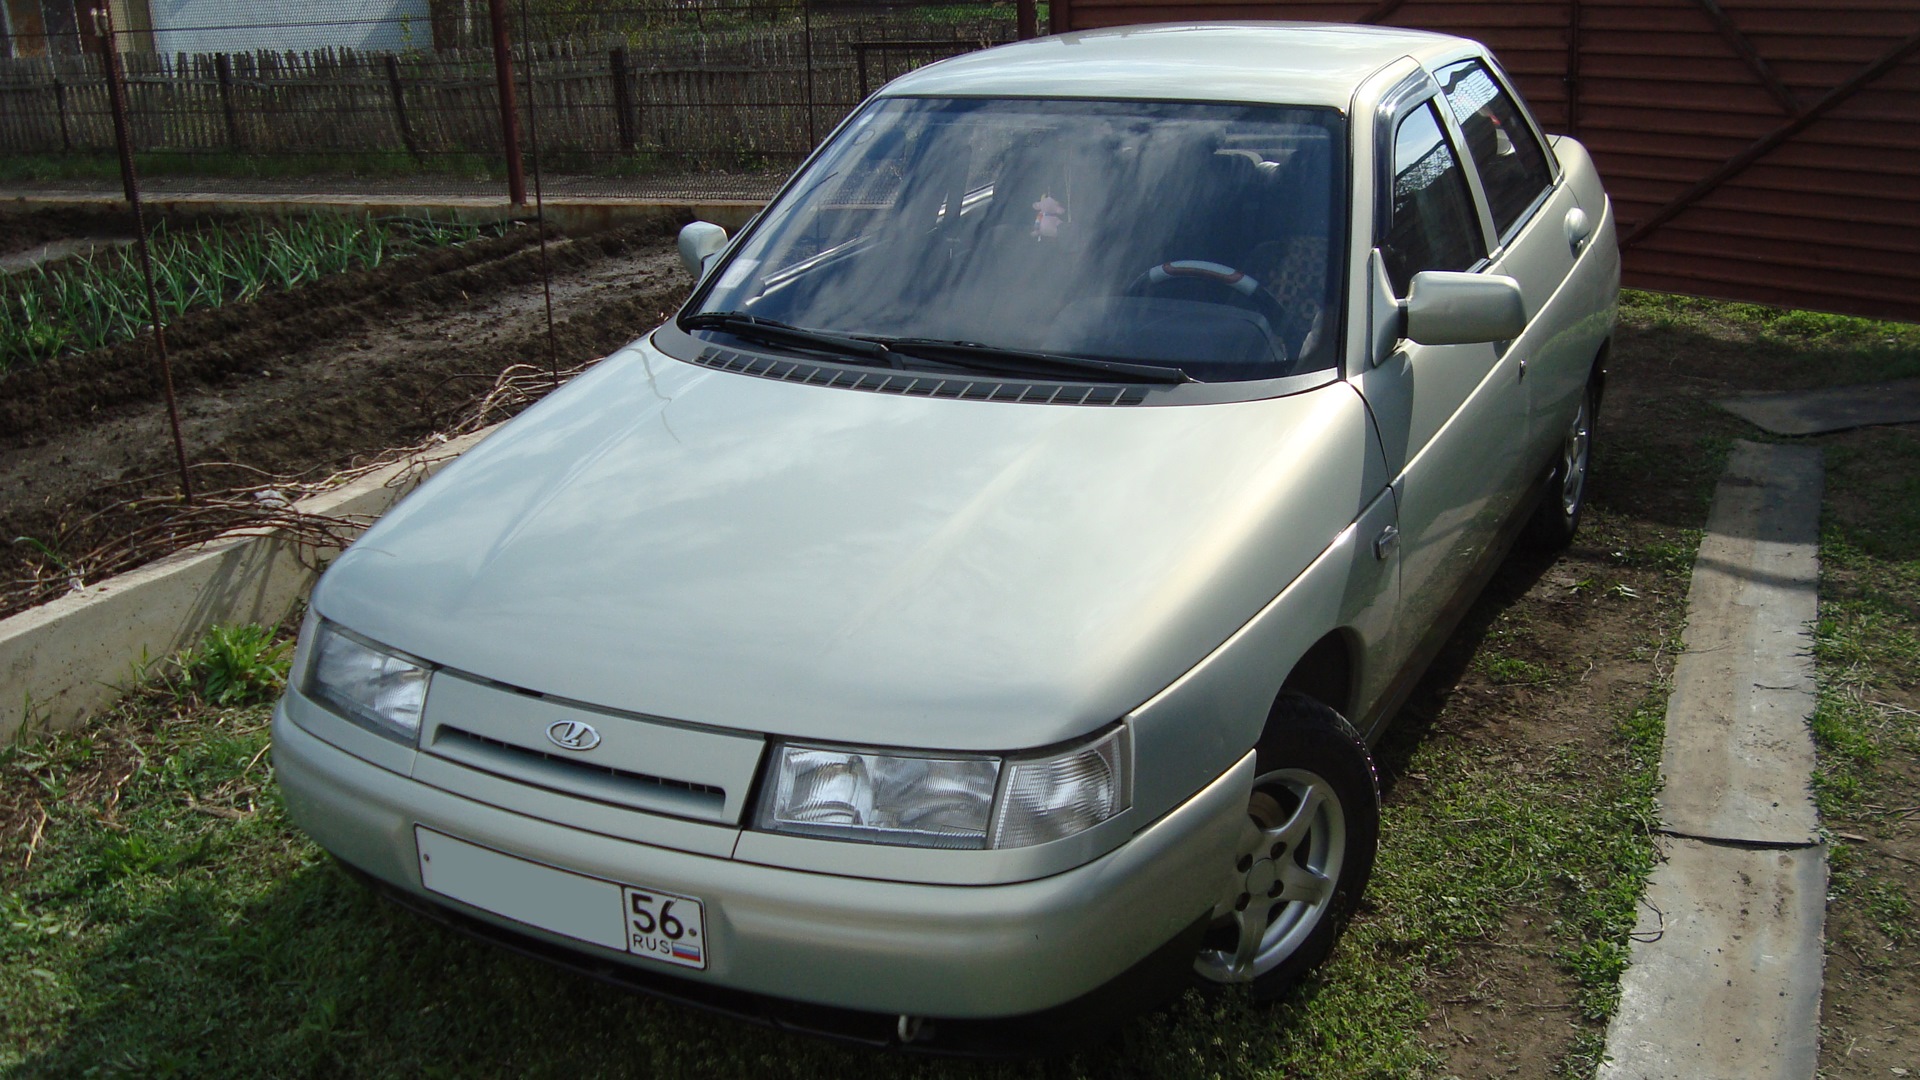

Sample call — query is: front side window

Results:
[1380,100,1485,296]
[1437,59,1554,239]
[688,98,1350,382]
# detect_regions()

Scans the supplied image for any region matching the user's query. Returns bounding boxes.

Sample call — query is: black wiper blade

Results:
[680,312,894,363]
[866,337,1191,385]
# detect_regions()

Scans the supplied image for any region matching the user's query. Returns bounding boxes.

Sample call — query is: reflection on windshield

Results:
[691,98,1348,383]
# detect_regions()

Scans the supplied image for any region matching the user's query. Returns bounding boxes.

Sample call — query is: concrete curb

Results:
[1,193,766,234]
[1600,440,1828,1080]
[0,425,496,745]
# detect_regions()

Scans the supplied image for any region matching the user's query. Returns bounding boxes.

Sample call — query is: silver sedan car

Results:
[273,22,1618,1050]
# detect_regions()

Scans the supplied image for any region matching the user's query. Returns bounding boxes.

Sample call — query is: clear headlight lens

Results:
[302,619,430,744]
[759,745,1000,849]
[990,726,1130,848]
[756,726,1131,850]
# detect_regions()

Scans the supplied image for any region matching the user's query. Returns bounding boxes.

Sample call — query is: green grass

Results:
[0,597,1673,1078]
[1810,434,1920,842]
[0,213,493,376]
[1619,291,1920,390]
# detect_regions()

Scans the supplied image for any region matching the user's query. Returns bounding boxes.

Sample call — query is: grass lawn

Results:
[2,289,1913,1077]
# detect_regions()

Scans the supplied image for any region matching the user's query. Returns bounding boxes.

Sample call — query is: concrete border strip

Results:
[1600,440,1827,1080]
[0,425,497,745]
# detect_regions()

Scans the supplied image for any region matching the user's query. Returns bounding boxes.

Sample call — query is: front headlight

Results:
[758,745,1001,849]
[756,726,1130,850]
[302,619,430,744]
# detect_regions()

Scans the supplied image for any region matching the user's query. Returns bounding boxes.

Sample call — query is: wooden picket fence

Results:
[0,17,1009,171]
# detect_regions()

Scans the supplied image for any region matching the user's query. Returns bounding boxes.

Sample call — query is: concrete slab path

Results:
[1600,440,1827,1080]
[1717,377,1920,437]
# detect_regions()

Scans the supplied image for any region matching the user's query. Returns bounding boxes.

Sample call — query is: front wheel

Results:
[1194,695,1379,999]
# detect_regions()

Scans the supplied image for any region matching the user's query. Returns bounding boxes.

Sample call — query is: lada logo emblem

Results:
[546,719,601,752]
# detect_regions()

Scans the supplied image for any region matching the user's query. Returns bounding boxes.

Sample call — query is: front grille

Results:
[431,725,727,818]
[694,347,1149,407]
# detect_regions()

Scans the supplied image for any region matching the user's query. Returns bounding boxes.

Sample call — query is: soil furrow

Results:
[0,219,691,616]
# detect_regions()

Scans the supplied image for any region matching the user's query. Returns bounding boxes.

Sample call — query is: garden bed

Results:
[0,208,692,619]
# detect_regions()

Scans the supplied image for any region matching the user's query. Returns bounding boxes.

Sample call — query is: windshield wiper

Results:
[863,337,1192,385]
[680,312,895,364]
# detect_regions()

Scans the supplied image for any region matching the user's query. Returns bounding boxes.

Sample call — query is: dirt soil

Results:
[0,207,140,259]
[0,211,693,616]
[1816,421,1920,1080]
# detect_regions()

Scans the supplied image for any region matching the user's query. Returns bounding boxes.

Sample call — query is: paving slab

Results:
[1717,377,1920,436]
[1603,438,1827,1079]
[1658,440,1822,846]
[1599,837,1826,1080]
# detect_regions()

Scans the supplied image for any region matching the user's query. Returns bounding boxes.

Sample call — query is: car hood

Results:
[313,338,1381,751]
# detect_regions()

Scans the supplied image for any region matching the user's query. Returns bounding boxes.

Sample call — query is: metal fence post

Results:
[94,4,194,504]
[802,0,816,147]
[385,53,420,160]
[609,45,635,153]
[52,76,73,151]
[488,0,526,206]
[1018,0,1037,40]
[214,52,242,149]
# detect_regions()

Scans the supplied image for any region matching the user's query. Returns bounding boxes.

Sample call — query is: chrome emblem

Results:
[545,719,601,752]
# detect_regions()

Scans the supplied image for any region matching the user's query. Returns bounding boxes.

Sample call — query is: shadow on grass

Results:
[14,848,1370,1079]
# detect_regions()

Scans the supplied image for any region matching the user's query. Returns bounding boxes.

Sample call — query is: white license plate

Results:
[415,827,709,970]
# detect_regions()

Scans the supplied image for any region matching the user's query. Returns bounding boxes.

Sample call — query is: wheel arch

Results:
[1278,629,1359,723]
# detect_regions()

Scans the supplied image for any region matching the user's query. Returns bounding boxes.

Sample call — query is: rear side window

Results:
[1380,100,1484,295]
[1438,59,1554,239]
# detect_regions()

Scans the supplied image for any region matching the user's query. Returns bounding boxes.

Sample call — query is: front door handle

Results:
[1374,524,1400,561]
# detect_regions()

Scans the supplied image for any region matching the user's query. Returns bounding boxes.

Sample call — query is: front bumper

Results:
[271,703,1252,1021]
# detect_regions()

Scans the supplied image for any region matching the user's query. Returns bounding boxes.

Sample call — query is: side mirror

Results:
[678,221,729,280]
[1404,271,1526,346]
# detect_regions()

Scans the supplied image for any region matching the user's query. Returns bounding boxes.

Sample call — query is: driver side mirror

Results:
[1404,271,1527,346]
[678,221,729,281]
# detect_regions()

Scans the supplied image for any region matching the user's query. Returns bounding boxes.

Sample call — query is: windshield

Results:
[689,97,1348,383]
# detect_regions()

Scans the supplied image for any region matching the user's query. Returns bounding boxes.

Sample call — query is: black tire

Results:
[1522,376,1598,552]
[1192,694,1380,1000]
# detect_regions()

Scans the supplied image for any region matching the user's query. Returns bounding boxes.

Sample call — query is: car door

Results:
[1434,56,1591,469]
[1350,74,1531,682]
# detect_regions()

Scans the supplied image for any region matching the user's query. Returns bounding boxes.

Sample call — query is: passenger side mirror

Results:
[1404,271,1526,346]
[678,221,729,281]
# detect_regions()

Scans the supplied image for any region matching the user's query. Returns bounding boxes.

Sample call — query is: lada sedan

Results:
[273,21,1618,1049]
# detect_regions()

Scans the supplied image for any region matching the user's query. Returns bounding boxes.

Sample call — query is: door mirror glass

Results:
[1404,271,1525,345]
[678,221,729,280]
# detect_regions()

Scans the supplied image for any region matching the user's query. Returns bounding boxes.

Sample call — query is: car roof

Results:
[878,22,1470,111]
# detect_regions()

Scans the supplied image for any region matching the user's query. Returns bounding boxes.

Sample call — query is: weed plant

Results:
[0,213,489,377]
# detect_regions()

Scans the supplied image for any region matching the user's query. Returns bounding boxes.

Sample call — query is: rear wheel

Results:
[1523,378,1598,551]
[1193,695,1379,998]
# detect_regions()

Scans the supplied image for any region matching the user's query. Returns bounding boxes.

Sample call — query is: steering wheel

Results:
[1123,260,1294,348]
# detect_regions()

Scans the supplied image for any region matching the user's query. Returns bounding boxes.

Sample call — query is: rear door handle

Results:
[1565,207,1592,255]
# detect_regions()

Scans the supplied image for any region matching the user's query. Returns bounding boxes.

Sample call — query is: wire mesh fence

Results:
[0,0,1029,199]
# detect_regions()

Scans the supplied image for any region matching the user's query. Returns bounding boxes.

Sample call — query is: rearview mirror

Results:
[678,221,729,281]
[1405,272,1526,346]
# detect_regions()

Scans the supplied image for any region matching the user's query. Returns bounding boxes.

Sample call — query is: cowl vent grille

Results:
[694,347,1148,407]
